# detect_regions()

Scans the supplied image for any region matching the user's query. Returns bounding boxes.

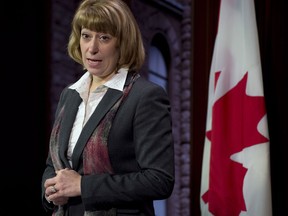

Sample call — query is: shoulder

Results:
[56,84,80,109]
[128,75,170,104]
[133,75,166,93]
[59,84,76,100]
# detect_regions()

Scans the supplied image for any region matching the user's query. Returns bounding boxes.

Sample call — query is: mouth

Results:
[88,57,101,62]
[87,58,102,67]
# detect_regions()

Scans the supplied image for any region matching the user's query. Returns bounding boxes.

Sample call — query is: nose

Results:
[88,38,99,55]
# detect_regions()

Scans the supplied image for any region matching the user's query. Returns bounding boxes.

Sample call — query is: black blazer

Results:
[42,73,175,216]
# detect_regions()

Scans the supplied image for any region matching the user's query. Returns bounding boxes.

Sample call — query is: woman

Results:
[41,0,175,215]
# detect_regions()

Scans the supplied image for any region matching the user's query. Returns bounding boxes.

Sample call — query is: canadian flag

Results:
[200,0,272,215]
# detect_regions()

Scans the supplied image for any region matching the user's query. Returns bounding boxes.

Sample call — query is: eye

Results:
[99,34,111,42]
[81,33,90,40]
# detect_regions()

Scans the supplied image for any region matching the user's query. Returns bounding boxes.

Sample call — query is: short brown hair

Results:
[67,0,145,71]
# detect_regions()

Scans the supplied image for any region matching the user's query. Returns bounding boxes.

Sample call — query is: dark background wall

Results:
[1,1,50,215]
[260,1,288,215]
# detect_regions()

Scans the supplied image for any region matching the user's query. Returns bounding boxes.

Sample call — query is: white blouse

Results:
[66,68,128,167]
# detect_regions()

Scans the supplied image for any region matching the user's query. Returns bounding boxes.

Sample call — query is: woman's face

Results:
[80,28,120,79]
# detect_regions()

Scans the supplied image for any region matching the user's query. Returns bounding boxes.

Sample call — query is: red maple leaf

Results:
[202,71,269,216]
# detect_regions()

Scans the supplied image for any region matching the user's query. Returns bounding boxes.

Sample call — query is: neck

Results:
[90,72,115,92]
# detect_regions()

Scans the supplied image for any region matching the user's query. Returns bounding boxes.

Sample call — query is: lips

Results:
[87,58,102,67]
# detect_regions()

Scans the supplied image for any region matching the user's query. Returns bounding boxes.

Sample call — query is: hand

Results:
[44,168,82,205]
[45,193,69,206]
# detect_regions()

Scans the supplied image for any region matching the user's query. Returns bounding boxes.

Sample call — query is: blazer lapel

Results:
[72,88,123,170]
[58,90,82,168]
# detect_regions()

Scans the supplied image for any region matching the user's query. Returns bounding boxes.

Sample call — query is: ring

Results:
[51,185,57,193]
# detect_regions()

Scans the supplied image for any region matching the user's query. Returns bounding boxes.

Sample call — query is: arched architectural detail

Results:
[130,1,192,215]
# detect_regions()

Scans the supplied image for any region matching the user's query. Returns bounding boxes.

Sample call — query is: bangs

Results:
[76,7,117,36]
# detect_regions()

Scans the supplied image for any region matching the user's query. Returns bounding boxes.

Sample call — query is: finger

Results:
[44,178,57,188]
[45,193,51,203]
[51,185,58,193]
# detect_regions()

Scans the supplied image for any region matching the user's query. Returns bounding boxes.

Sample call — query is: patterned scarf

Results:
[49,73,139,216]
